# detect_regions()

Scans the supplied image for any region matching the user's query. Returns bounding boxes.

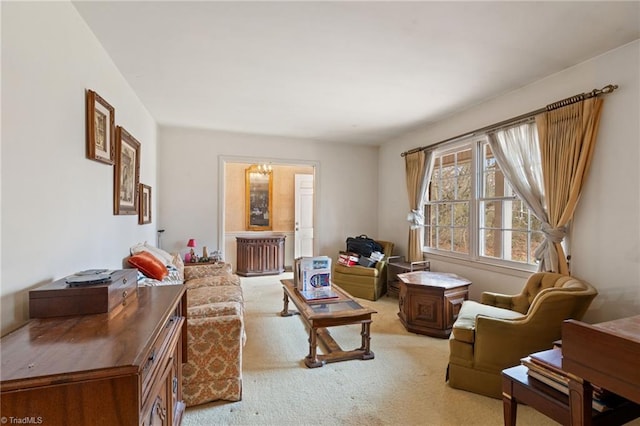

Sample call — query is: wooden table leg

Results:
[568,378,593,426]
[359,321,374,360]
[305,327,323,368]
[502,392,517,426]
[280,291,294,317]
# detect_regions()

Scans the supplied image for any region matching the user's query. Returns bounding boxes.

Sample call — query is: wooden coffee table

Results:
[280,279,377,368]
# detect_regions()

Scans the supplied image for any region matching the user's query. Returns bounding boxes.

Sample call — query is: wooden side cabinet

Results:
[1,285,187,426]
[236,235,285,276]
[397,271,471,338]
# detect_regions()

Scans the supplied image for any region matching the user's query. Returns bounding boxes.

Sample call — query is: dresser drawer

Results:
[141,314,184,408]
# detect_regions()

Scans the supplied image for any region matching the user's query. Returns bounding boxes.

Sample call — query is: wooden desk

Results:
[502,365,640,426]
[562,316,640,426]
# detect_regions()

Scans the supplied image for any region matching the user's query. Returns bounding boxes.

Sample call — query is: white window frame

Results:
[424,135,538,273]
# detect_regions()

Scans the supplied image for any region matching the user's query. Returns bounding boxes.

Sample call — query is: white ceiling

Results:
[73,1,640,145]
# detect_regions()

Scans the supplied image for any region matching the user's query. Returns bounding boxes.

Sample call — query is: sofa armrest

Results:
[184,262,233,280]
[184,314,245,382]
[186,274,241,290]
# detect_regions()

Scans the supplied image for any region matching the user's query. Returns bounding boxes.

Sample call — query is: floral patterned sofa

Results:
[127,243,245,407]
[181,262,245,406]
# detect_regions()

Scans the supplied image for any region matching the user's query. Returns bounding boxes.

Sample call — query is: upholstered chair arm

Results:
[472,315,550,371]
[374,259,387,274]
[481,292,517,310]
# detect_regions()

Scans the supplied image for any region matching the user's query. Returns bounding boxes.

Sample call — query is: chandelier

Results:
[255,163,272,174]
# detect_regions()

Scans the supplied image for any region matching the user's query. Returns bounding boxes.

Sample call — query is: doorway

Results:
[219,158,317,270]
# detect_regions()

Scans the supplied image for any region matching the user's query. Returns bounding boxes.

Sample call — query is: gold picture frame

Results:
[245,166,273,231]
[114,126,140,215]
[138,183,152,224]
[86,89,115,165]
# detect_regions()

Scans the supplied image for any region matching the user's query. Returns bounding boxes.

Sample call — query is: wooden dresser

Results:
[236,235,285,276]
[1,285,187,426]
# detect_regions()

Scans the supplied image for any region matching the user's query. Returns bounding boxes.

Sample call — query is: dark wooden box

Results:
[29,269,138,318]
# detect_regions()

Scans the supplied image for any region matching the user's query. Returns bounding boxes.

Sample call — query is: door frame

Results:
[218,155,319,262]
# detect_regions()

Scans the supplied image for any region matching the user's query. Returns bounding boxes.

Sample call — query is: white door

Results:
[294,174,314,258]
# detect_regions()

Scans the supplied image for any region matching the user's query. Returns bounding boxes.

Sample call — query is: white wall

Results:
[157,126,379,263]
[379,40,640,323]
[1,2,158,335]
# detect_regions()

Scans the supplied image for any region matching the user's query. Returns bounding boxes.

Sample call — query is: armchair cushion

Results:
[451,301,524,344]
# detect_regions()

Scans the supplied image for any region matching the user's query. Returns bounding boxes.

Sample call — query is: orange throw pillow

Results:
[128,251,169,281]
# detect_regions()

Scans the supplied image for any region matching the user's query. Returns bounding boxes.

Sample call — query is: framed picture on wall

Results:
[114,126,140,215]
[138,183,152,224]
[86,89,115,165]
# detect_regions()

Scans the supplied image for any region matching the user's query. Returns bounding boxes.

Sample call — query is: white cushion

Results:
[130,242,174,266]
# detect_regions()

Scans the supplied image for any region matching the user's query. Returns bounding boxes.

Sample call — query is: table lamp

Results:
[186,238,197,263]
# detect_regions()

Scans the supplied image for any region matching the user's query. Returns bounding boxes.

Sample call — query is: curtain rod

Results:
[400,84,618,157]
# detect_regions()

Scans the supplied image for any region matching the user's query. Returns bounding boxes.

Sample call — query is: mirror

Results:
[245,166,273,230]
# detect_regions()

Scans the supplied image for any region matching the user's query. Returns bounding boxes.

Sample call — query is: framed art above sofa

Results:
[114,126,140,215]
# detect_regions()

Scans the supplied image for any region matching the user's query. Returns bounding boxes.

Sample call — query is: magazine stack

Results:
[520,347,624,412]
[294,256,338,301]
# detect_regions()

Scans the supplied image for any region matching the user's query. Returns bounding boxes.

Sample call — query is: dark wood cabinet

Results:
[1,285,187,426]
[236,235,285,276]
[397,271,471,338]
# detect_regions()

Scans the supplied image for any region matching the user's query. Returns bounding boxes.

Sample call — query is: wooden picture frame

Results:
[245,166,273,231]
[114,126,140,215]
[138,184,152,224]
[86,89,115,165]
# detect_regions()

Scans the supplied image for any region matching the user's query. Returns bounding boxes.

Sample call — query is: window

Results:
[425,137,543,269]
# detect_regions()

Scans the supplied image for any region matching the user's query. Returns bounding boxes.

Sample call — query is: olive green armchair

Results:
[332,240,394,301]
[447,272,597,398]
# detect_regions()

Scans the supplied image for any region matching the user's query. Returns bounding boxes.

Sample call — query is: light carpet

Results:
[182,273,556,426]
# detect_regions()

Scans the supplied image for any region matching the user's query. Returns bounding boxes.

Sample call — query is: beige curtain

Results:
[535,97,603,274]
[405,150,434,262]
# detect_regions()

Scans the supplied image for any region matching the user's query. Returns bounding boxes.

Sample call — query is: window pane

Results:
[484,170,495,198]
[482,200,501,229]
[510,232,529,262]
[438,204,451,226]
[453,228,469,254]
[453,202,469,226]
[437,227,451,251]
[430,180,439,201]
[457,169,471,199]
[511,200,528,230]
[530,231,544,261]
[482,228,501,258]
[440,177,456,200]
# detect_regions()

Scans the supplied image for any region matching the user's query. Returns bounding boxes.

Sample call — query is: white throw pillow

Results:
[143,242,174,265]
[130,242,174,266]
